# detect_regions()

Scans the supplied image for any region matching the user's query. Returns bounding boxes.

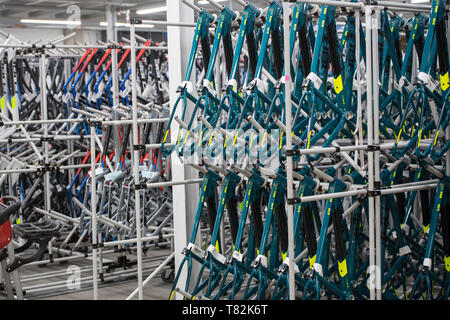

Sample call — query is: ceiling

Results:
[0,0,431,32]
[0,0,270,31]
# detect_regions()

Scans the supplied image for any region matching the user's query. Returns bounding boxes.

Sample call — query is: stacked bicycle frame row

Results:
[165,0,450,300]
[0,31,174,258]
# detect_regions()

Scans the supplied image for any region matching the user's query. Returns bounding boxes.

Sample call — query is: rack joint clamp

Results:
[286,149,300,157]
[133,144,146,151]
[129,18,142,25]
[287,197,301,205]
[367,145,380,152]
[134,182,147,190]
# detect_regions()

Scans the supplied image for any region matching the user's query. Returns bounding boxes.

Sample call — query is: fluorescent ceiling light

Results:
[20,19,81,25]
[99,22,154,28]
[99,21,126,27]
[198,0,226,4]
[136,6,167,15]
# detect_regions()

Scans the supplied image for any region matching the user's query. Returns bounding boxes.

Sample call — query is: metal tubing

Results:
[233,0,248,7]
[205,0,224,11]
[129,22,144,300]
[126,252,175,300]
[297,181,438,204]
[376,1,432,11]
[294,0,363,9]
[140,20,197,28]
[371,10,382,300]
[181,0,202,13]
[90,122,99,300]
[71,198,132,231]
[102,233,174,247]
[34,207,80,225]
[283,1,296,301]
[145,178,203,189]
[365,5,376,300]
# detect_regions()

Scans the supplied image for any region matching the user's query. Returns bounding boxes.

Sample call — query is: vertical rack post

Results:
[282,0,296,301]
[371,8,382,300]
[90,121,98,300]
[111,43,121,168]
[64,58,75,183]
[129,20,144,300]
[39,50,50,213]
[39,49,53,262]
[106,5,117,43]
[365,4,376,300]
[110,32,125,267]
[355,9,364,168]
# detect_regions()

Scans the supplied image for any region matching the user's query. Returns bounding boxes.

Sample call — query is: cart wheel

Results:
[161,268,174,283]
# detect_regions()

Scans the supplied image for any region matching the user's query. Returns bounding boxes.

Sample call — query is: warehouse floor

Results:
[39,276,172,300]
[1,246,174,300]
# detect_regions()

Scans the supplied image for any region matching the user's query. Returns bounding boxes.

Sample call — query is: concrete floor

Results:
[1,245,174,300]
[39,276,172,300]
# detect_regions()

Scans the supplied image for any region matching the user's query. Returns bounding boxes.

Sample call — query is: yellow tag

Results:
[440,72,449,91]
[16,218,21,224]
[0,96,4,110]
[215,240,220,253]
[208,130,215,146]
[396,128,402,144]
[444,256,450,272]
[183,130,190,144]
[334,74,344,94]
[423,224,430,234]
[433,130,439,146]
[11,95,17,109]
[309,254,316,269]
[417,128,423,147]
[233,133,238,146]
[163,130,169,143]
[338,259,348,277]
[169,290,174,300]
[307,130,312,149]
[260,131,267,146]
[281,251,287,261]
[279,131,284,150]
[198,130,203,147]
